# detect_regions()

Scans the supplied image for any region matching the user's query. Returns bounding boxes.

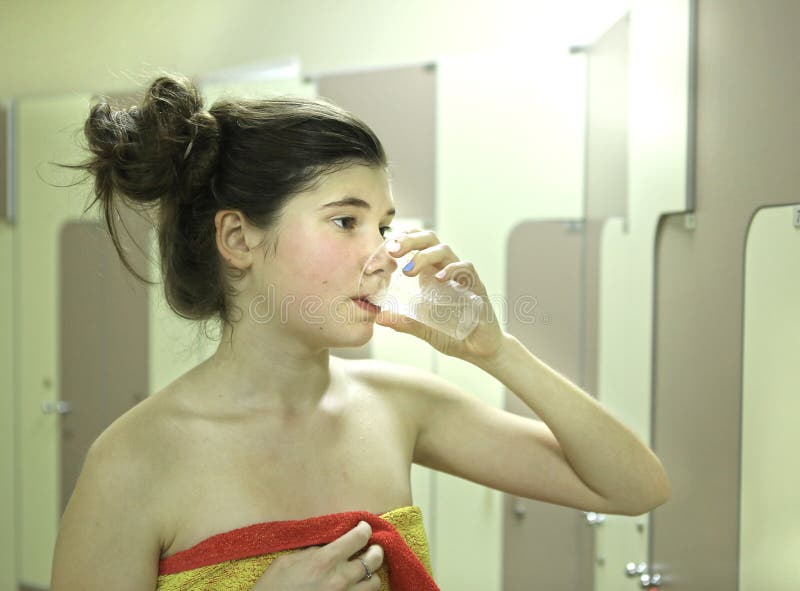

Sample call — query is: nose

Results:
[363,240,397,284]
[362,237,399,278]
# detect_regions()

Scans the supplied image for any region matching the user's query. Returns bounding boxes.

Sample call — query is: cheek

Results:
[278,231,344,290]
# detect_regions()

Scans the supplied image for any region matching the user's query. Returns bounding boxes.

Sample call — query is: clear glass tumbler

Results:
[361,231,484,340]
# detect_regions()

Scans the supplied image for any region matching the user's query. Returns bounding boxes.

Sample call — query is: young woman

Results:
[50,74,670,591]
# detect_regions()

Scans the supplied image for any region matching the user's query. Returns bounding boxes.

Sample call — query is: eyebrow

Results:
[319,196,396,216]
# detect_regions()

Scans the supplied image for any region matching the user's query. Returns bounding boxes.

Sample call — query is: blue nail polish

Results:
[403,260,415,272]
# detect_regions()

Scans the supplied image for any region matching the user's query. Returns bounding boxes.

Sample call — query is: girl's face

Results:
[248,164,398,347]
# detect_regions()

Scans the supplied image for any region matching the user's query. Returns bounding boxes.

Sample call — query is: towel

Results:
[156,505,438,591]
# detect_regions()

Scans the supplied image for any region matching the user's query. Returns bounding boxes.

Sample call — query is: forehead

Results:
[295,165,395,211]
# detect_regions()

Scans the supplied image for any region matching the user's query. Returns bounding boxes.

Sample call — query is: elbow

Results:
[625,493,670,517]
[626,471,672,517]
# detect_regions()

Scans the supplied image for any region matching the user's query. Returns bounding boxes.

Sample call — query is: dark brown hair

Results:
[65,72,388,332]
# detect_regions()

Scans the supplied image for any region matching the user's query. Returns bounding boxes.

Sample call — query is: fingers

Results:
[347,544,384,588]
[352,574,382,590]
[376,310,452,350]
[254,525,384,591]
[386,230,459,277]
[317,521,373,567]
[432,260,486,295]
[404,243,460,277]
[385,229,438,257]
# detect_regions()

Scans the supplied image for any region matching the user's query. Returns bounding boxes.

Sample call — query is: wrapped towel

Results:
[157,505,438,591]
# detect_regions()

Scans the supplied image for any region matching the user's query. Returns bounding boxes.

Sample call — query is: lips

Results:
[353,288,385,306]
[354,281,389,308]
[353,295,378,305]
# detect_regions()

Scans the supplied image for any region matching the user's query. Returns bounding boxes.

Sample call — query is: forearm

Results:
[472,333,671,514]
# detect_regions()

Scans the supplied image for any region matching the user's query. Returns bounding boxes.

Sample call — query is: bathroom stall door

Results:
[505,220,592,591]
[58,207,150,517]
[739,205,800,590]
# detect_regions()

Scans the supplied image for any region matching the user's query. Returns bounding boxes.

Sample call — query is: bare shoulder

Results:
[87,394,180,540]
[335,355,429,402]
[337,355,456,409]
[52,395,176,589]
[333,355,445,445]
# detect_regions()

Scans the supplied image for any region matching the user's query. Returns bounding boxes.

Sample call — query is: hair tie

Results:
[183,138,195,161]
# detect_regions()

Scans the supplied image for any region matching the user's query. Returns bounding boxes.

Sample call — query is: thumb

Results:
[375,310,451,351]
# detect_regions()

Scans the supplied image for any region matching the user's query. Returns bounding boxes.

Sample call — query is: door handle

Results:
[585,511,607,525]
[42,400,72,414]
[625,562,647,576]
[625,562,662,588]
[640,573,662,588]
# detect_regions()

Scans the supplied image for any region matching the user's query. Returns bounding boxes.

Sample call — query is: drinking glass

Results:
[360,230,484,340]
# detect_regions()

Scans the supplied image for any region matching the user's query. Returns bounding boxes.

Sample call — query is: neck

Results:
[199,320,337,414]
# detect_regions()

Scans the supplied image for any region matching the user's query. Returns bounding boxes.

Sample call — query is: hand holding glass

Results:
[361,231,483,340]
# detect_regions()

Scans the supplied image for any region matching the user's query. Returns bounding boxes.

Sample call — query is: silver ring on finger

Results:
[358,556,373,579]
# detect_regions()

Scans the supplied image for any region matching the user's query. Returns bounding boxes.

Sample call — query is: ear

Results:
[214,210,255,270]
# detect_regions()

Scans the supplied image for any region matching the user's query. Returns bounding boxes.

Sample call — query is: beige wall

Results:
[0,0,628,98]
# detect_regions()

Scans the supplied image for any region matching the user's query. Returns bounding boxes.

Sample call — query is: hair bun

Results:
[77,73,219,210]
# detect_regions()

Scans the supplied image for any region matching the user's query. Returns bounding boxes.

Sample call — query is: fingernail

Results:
[435,270,446,279]
[403,260,415,272]
[386,240,401,253]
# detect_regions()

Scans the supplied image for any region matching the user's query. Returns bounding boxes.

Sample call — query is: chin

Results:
[335,323,376,348]
[302,318,375,350]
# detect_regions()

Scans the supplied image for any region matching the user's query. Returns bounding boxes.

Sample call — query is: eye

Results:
[332,217,393,237]
[332,216,357,231]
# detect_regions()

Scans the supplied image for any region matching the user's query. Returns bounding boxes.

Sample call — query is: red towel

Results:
[158,509,439,590]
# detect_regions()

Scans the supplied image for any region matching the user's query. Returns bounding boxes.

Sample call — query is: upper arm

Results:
[398,365,632,515]
[51,425,163,591]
